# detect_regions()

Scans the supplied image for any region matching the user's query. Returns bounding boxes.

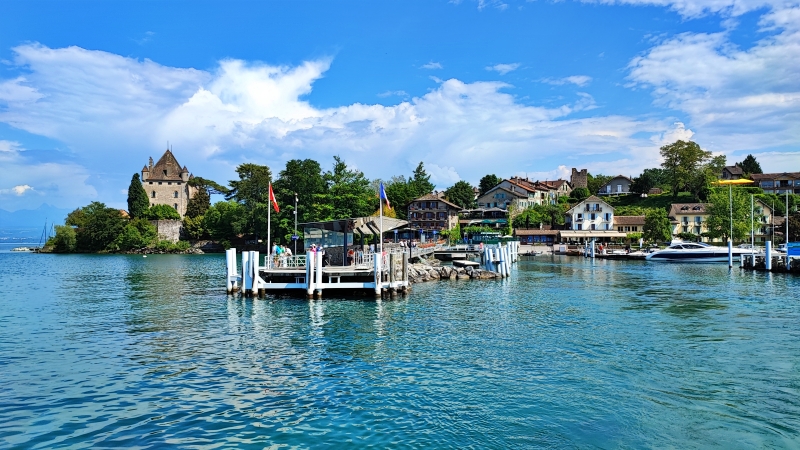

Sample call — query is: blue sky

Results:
[1,0,798,212]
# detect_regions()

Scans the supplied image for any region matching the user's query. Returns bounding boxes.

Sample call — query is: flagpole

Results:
[268,182,272,269]
[379,188,384,256]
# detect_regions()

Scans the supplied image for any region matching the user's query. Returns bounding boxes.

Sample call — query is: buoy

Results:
[143,255,147,258]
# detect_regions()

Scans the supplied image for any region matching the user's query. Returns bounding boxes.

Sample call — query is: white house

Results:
[562,196,625,242]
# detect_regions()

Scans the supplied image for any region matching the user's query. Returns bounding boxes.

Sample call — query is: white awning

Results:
[559,230,628,238]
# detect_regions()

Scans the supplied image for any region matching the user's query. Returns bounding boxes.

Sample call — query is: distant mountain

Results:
[0,204,72,229]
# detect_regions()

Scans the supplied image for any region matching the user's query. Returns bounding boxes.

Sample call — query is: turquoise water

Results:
[1,251,799,449]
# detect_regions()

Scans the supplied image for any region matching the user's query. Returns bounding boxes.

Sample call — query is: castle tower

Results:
[571,168,588,189]
[140,149,196,218]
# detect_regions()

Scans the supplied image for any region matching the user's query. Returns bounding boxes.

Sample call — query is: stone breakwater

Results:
[408,259,500,284]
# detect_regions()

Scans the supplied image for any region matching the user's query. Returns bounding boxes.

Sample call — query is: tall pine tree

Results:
[127,173,150,219]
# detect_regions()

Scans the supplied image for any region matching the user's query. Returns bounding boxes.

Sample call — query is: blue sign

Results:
[394,230,398,234]
[788,242,800,257]
[291,235,299,241]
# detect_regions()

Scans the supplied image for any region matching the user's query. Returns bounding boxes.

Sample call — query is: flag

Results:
[269,183,279,212]
[380,182,390,208]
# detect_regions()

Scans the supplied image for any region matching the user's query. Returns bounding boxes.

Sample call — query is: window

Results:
[173,203,178,209]
[632,226,638,232]
[605,224,610,230]
[148,181,153,185]
[177,182,181,185]
[151,191,156,198]
[616,184,622,193]
[761,181,774,188]
[618,226,624,232]
[605,213,611,221]
[168,182,172,185]
[577,213,583,219]
[590,213,596,220]
[163,170,168,177]
[606,185,611,193]
[591,224,596,230]
[173,191,179,198]
[158,182,162,185]
[577,224,582,230]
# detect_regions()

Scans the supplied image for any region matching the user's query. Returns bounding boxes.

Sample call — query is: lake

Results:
[1,250,798,448]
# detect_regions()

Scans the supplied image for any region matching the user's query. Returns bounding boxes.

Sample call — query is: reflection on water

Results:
[1,252,799,448]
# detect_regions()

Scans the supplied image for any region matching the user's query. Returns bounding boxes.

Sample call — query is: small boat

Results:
[11,247,36,252]
[645,242,754,262]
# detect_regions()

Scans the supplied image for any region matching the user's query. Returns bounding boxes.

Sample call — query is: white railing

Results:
[264,254,306,269]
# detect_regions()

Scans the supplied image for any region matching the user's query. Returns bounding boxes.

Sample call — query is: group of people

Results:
[271,244,293,267]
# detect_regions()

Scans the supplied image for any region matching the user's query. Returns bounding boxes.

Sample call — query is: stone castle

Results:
[141,149,197,218]
[570,168,588,189]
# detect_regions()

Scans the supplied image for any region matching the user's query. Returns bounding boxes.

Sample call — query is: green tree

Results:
[659,140,712,198]
[142,204,181,220]
[409,162,435,198]
[185,188,210,219]
[127,173,150,219]
[51,225,77,253]
[74,202,127,252]
[643,208,672,243]
[737,154,763,175]
[65,208,87,228]
[630,168,667,194]
[512,203,567,228]
[273,159,326,241]
[203,200,246,241]
[587,173,613,195]
[188,176,231,195]
[478,174,500,196]
[182,215,206,240]
[444,180,476,209]
[227,163,273,239]
[569,187,591,202]
[705,187,752,242]
[112,219,157,251]
[788,212,800,242]
[384,176,412,220]
[322,156,376,220]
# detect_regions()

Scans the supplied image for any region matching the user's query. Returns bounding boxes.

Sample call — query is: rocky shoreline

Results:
[408,257,500,284]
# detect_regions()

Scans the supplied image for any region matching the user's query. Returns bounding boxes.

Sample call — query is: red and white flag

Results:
[269,183,280,212]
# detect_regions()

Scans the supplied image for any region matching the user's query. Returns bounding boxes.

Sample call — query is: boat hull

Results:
[646,251,755,262]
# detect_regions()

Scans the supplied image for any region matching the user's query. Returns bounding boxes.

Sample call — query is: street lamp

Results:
[714,179,755,268]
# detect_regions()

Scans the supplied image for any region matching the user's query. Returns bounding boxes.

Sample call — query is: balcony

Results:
[585,206,603,212]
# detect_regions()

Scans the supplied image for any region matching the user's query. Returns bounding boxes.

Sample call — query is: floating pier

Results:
[226,241,522,297]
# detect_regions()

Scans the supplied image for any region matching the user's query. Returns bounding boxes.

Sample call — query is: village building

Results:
[407,193,462,237]
[751,172,800,195]
[514,227,559,245]
[141,149,197,218]
[668,203,711,241]
[598,175,633,196]
[476,186,527,209]
[721,165,743,180]
[561,196,625,242]
[614,215,645,233]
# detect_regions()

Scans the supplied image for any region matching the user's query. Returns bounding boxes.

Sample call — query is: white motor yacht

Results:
[645,242,754,262]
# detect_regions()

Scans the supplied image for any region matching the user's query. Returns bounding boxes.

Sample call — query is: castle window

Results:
[151,191,156,198]
[148,182,153,185]
[177,182,181,185]
[163,170,168,177]
[173,204,178,209]
[168,182,172,185]
[158,182,162,185]
[173,191,179,198]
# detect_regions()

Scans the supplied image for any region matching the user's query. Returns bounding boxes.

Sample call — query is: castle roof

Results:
[147,150,186,181]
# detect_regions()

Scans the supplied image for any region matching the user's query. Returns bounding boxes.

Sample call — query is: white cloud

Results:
[542,75,593,87]
[13,185,33,195]
[421,62,443,69]
[377,90,409,98]
[627,6,800,154]
[2,41,791,207]
[0,140,23,153]
[486,63,520,75]
[585,0,786,18]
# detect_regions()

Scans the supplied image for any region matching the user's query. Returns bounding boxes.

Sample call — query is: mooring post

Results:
[251,251,260,297]
[315,248,323,298]
[590,239,596,259]
[766,241,772,271]
[374,252,382,296]
[225,248,234,294]
[241,251,251,297]
[306,251,315,298]
[728,241,733,268]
